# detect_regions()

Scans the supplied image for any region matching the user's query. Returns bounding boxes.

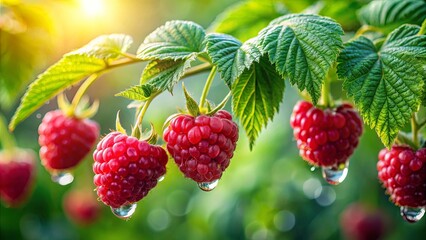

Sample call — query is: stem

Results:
[411,113,419,148]
[131,92,160,137]
[199,66,217,109]
[70,74,98,115]
[354,25,381,38]
[0,115,16,151]
[321,76,332,108]
[183,62,212,78]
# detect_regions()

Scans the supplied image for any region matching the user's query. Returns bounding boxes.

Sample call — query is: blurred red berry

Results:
[63,189,101,225]
[0,149,36,207]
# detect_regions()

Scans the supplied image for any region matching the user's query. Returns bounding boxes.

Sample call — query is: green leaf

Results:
[115,84,156,101]
[210,0,288,42]
[71,34,133,60]
[358,0,426,33]
[257,14,343,104]
[206,33,261,87]
[137,20,206,61]
[232,56,285,149]
[140,57,195,92]
[9,55,106,130]
[337,25,426,147]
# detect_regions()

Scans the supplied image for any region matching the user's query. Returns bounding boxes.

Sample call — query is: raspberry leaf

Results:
[209,0,288,42]
[115,84,156,101]
[232,56,284,149]
[9,34,135,131]
[358,0,426,34]
[337,24,426,147]
[206,33,261,88]
[137,20,206,61]
[72,34,133,60]
[140,57,195,92]
[257,14,344,104]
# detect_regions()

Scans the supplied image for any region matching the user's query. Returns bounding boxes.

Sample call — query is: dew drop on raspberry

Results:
[51,171,74,185]
[111,203,137,220]
[198,179,219,192]
[321,162,349,185]
[400,206,425,223]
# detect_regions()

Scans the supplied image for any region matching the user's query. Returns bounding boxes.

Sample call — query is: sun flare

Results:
[80,0,105,17]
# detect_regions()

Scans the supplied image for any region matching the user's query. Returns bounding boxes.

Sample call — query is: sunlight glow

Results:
[80,0,105,17]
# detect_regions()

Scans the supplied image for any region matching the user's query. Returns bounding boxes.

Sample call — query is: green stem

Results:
[418,119,426,131]
[131,92,160,137]
[355,25,381,38]
[0,115,16,151]
[321,76,332,108]
[418,19,426,35]
[183,62,212,78]
[69,74,99,116]
[411,113,419,148]
[199,66,217,109]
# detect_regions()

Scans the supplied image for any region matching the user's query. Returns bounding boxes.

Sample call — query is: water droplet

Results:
[197,179,219,191]
[157,175,165,182]
[400,206,425,223]
[321,162,348,185]
[310,166,316,172]
[51,172,74,185]
[36,113,42,119]
[111,203,137,220]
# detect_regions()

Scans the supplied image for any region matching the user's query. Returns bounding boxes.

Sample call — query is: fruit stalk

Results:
[199,66,217,109]
[0,115,16,152]
[131,92,160,137]
[411,113,419,148]
[69,74,99,116]
[321,74,332,108]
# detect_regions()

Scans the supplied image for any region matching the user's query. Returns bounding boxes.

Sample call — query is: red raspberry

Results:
[340,203,389,240]
[38,110,99,170]
[163,110,238,185]
[63,189,101,225]
[377,146,426,208]
[0,149,36,207]
[290,101,363,167]
[93,132,168,208]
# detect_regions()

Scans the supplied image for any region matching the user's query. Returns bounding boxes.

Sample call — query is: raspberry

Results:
[38,110,99,170]
[377,146,426,208]
[290,101,363,167]
[93,132,167,208]
[340,203,388,240]
[0,149,36,207]
[163,110,238,185]
[63,189,101,225]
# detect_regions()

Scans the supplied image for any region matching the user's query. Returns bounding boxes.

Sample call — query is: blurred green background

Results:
[1,0,425,239]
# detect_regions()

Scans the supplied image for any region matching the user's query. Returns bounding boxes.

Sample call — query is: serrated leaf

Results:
[358,0,426,33]
[210,0,288,42]
[232,56,285,149]
[337,25,426,147]
[137,20,206,61]
[140,57,195,92]
[115,84,155,101]
[71,34,133,59]
[206,33,261,88]
[9,55,106,130]
[257,14,343,104]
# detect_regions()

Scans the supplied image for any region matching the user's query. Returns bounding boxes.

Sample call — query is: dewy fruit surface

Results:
[163,110,238,183]
[377,146,426,208]
[38,110,99,170]
[93,132,168,208]
[290,101,363,167]
[0,149,36,207]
